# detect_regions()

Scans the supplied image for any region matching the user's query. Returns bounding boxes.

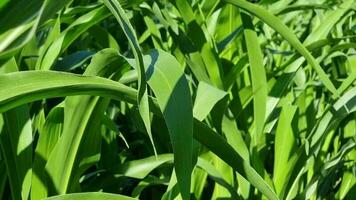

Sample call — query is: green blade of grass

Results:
[0,107,32,200]
[174,0,224,88]
[276,4,329,15]
[39,6,110,70]
[44,192,136,200]
[31,106,63,200]
[285,87,356,199]
[0,70,279,200]
[0,59,32,200]
[338,171,356,199]
[0,1,355,199]
[222,114,250,198]
[273,105,297,197]
[241,12,268,146]
[44,49,129,194]
[0,71,138,113]
[193,119,279,200]
[193,81,227,121]
[0,0,71,58]
[111,154,173,179]
[103,0,156,157]
[303,0,353,45]
[142,49,193,200]
[197,157,240,199]
[224,0,339,96]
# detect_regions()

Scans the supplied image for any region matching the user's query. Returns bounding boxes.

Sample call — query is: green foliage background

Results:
[0,0,355,199]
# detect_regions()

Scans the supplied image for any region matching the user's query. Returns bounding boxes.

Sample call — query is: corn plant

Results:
[0,0,355,199]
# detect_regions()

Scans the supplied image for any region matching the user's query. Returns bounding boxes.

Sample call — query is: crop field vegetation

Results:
[0,0,355,199]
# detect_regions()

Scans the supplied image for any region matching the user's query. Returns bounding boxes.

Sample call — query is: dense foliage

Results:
[0,0,355,199]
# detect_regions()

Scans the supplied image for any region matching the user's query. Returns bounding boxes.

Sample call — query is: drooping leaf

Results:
[103,0,156,157]
[0,70,279,200]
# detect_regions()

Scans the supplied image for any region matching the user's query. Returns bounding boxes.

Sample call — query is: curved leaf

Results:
[143,49,193,200]
[102,0,155,157]
[224,0,339,96]
[45,49,129,194]
[0,70,278,199]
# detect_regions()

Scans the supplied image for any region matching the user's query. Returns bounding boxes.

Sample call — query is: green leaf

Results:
[338,171,356,199]
[31,106,64,200]
[112,154,173,179]
[0,0,71,58]
[286,87,356,199]
[0,107,32,200]
[193,81,227,121]
[303,0,353,45]
[0,60,32,200]
[221,115,250,198]
[276,4,329,15]
[224,0,339,96]
[215,4,242,60]
[193,119,279,200]
[143,49,193,200]
[0,71,137,114]
[45,49,129,194]
[0,0,9,10]
[197,157,240,199]
[241,12,268,145]
[103,0,156,157]
[273,105,297,197]
[174,0,224,88]
[39,6,110,70]
[44,192,136,200]
[0,70,278,199]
